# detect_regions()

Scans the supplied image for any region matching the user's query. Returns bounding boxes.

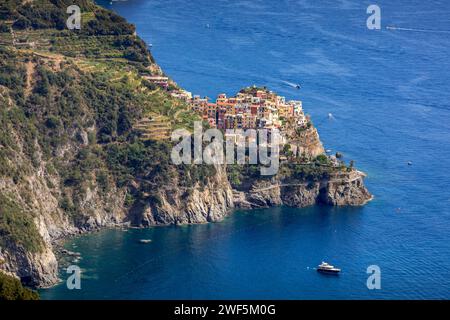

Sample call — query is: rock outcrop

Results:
[0,245,58,288]
[233,170,372,209]
[289,127,325,158]
[130,165,235,225]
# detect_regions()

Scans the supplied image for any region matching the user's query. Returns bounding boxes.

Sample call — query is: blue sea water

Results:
[41,0,450,299]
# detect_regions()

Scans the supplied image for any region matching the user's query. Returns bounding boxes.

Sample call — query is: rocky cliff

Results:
[0,0,371,289]
[234,170,372,209]
[130,165,235,226]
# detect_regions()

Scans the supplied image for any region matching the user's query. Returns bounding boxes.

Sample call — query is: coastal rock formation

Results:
[130,165,234,225]
[319,170,372,206]
[289,127,325,158]
[0,245,58,288]
[0,151,127,287]
[233,170,372,209]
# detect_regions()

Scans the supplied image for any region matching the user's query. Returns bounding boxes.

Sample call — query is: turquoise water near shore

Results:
[41,0,450,299]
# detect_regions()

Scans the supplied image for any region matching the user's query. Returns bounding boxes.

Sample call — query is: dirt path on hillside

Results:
[25,60,34,97]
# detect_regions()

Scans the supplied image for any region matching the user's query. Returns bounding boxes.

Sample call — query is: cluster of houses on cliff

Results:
[141,74,308,132]
[170,86,309,131]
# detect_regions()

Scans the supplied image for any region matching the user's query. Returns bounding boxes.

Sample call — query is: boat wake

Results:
[281,80,301,89]
[386,26,450,34]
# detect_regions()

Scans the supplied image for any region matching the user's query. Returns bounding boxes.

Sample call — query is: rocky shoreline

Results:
[1,159,372,288]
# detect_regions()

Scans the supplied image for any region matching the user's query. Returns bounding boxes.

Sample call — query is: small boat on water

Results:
[281,80,301,90]
[317,261,341,274]
[139,239,152,244]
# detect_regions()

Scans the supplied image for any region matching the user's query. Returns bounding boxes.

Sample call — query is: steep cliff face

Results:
[0,117,128,287]
[130,165,234,225]
[289,126,325,158]
[0,244,58,288]
[319,170,372,206]
[233,170,372,209]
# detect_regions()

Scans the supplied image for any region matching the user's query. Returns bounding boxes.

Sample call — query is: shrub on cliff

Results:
[85,9,135,36]
[0,272,39,300]
[0,195,44,253]
[2,0,135,35]
[315,154,329,165]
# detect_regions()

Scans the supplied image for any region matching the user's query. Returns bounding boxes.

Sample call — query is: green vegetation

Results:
[0,194,44,253]
[105,140,215,190]
[1,0,133,35]
[0,0,212,231]
[239,85,268,95]
[227,164,266,189]
[0,272,39,300]
[280,163,332,181]
[0,0,209,257]
[315,154,329,165]
[226,150,346,188]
